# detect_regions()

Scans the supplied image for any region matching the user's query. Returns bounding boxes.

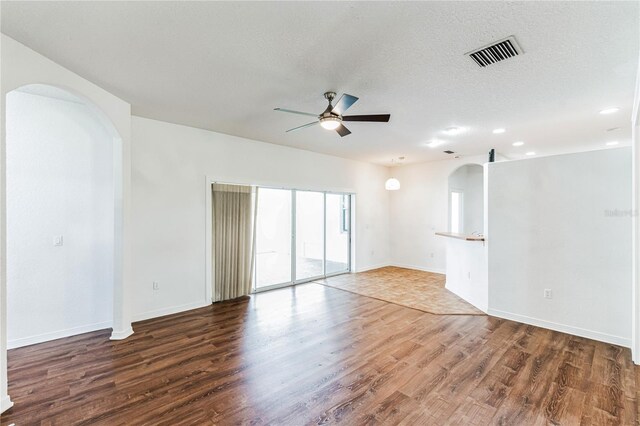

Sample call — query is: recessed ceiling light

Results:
[606,141,619,146]
[525,151,536,156]
[599,107,619,115]
[493,128,506,134]
[426,139,446,148]
[512,141,524,147]
[442,126,465,136]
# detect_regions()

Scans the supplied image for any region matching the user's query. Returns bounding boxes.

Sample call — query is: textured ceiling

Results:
[1,1,638,165]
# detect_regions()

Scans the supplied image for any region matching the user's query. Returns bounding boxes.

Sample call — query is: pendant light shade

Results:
[385,157,403,190]
[385,177,400,191]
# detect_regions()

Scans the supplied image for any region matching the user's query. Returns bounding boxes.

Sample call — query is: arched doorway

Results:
[6,84,123,348]
[447,163,484,235]
[1,36,133,413]
[1,82,132,411]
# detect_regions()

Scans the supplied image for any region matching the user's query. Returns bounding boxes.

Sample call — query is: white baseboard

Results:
[354,263,390,273]
[133,300,211,322]
[488,308,631,348]
[110,326,134,341]
[389,263,446,275]
[7,320,113,349]
[1,394,13,414]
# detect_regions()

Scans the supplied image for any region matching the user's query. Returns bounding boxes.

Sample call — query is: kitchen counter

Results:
[435,231,484,242]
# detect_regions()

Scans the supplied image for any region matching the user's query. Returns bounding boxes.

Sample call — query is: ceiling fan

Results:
[274,92,390,137]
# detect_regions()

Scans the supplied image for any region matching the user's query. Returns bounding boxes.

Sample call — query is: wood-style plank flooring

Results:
[316,266,483,315]
[2,282,638,425]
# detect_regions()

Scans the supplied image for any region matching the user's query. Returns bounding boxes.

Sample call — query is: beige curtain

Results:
[212,184,257,301]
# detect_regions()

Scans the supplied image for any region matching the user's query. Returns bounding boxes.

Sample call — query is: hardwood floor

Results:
[2,282,638,425]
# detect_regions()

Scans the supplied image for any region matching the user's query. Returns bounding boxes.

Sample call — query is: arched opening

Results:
[5,84,124,348]
[447,163,484,235]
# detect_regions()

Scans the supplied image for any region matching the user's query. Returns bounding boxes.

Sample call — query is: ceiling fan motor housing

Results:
[324,91,337,102]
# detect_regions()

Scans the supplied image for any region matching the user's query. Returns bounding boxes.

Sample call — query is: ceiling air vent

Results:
[465,36,522,68]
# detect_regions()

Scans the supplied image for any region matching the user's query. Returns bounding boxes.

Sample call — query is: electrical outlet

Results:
[153,281,159,291]
[544,289,552,299]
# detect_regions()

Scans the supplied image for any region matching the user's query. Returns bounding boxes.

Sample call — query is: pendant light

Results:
[385,177,400,191]
[385,157,402,191]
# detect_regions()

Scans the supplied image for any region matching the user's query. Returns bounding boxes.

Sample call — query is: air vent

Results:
[444,150,455,154]
[466,36,522,68]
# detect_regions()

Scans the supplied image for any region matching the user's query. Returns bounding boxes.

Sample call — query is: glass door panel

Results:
[295,191,325,281]
[325,194,350,275]
[255,188,292,289]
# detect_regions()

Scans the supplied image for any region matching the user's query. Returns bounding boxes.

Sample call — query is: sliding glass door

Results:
[255,188,292,289]
[295,191,325,281]
[325,193,350,275]
[254,188,352,291]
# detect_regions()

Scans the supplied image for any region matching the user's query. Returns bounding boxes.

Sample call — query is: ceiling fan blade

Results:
[286,121,319,132]
[335,124,351,137]
[274,108,318,118]
[331,94,359,116]
[342,114,390,122]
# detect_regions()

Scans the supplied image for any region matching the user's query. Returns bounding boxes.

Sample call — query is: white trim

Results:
[0,394,13,414]
[291,189,297,284]
[132,300,210,323]
[488,308,631,348]
[631,50,640,364]
[8,321,113,349]
[389,263,446,275]
[205,177,213,303]
[110,326,134,341]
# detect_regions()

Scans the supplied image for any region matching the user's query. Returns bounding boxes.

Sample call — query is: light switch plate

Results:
[53,235,63,246]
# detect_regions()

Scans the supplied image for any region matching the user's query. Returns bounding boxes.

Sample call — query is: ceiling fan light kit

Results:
[320,115,341,130]
[274,91,391,137]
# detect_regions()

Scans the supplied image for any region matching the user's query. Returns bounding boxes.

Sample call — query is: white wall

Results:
[131,116,390,321]
[7,90,114,348]
[487,148,632,346]
[389,155,486,273]
[444,238,488,312]
[1,34,132,413]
